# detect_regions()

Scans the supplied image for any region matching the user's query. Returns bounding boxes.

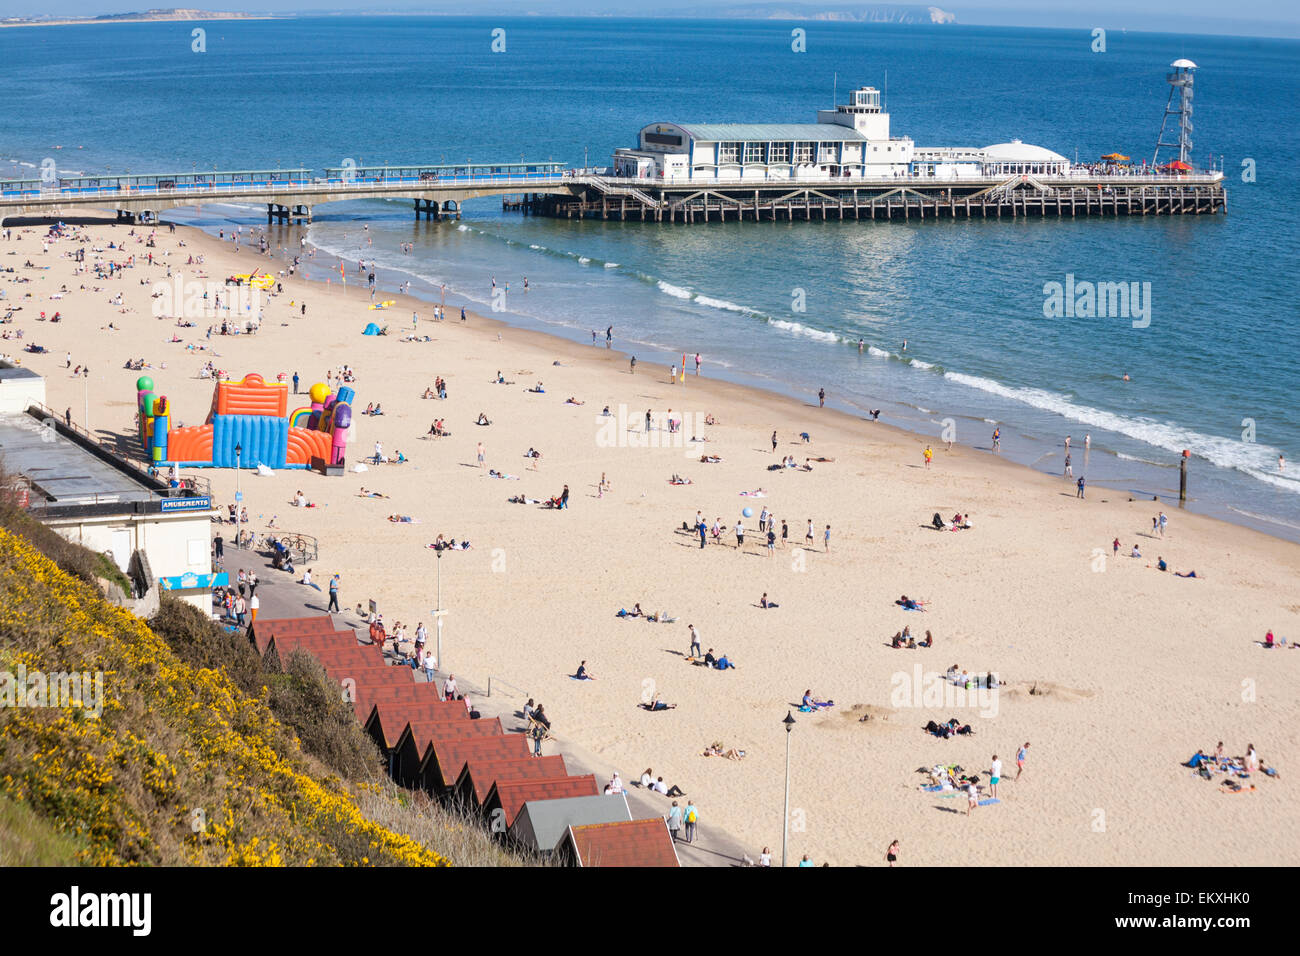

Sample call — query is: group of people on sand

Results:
[618,603,675,623]
[931,511,973,531]
[1112,537,1199,576]
[890,627,933,649]
[945,665,998,690]
[1185,741,1279,787]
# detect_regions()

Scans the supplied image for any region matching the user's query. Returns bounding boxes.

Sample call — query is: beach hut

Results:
[454,754,569,812]
[553,818,681,867]
[480,775,600,833]
[509,793,633,855]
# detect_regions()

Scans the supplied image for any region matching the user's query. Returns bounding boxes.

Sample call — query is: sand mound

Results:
[1001,680,1095,703]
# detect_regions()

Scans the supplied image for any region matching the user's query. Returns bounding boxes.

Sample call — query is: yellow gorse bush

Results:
[0,529,448,867]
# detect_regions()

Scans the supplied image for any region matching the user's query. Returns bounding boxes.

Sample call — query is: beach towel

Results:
[978,798,1001,806]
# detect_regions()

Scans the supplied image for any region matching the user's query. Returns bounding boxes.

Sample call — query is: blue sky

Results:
[1,2,1295,39]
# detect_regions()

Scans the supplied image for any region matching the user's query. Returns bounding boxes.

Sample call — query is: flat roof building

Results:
[0,369,219,614]
[614,86,914,182]
[614,86,1069,184]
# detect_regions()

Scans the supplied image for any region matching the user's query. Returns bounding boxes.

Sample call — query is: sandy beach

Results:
[4,213,1298,866]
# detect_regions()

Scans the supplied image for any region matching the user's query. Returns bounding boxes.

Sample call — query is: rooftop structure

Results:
[0,375,217,612]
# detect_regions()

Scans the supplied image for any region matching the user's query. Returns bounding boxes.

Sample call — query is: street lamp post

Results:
[434,549,446,676]
[782,710,796,867]
[235,442,242,549]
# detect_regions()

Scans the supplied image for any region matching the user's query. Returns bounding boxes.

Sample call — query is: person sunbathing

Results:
[422,387,436,399]
[475,412,491,425]
[806,456,835,463]
[643,693,676,711]
[487,469,519,480]
[704,414,717,425]
[759,593,779,609]
[699,455,722,463]
[669,474,692,485]
[702,742,744,759]
[1174,569,1200,578]
[565,397,584,405]
[896,595,928,611]
[528,382,545,393]
[388,514,418,523]
[357,488,389,498]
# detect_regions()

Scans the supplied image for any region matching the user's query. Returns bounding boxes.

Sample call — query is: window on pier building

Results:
[743,142,765,163]
[718,142,742,164]
[768,142,791,163]
[793,142,815,164]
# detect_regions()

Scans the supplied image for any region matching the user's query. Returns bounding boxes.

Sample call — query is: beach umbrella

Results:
[1163,160,1192,171]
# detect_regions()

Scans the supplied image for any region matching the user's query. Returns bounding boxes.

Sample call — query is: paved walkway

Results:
[220,544,754,867]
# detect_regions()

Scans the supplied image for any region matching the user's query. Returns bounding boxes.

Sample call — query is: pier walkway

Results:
[1,161,1225,226]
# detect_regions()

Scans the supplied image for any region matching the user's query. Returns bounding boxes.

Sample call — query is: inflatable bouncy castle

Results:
[136,373,354,469]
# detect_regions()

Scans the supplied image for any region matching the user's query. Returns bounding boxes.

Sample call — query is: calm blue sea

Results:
[3,17,1298,537]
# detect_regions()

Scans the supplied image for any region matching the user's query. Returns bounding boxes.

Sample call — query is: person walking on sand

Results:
[885,839,900,867]
[818,387,825,408]
[1076,476,1085,499]
[630,355,636,374]
[667,801,682,841]
[328,574,340,613]
[1158,511,1167,537]
[735,518,745,552]
[923,445,933,469]
[476,442,485,469]
[966,781,978,816]
[990,754,1002,799]
[771,431,778,453]
[1016,742,1029,780]
[695,352,701,375]
[805,518,814,546]
[688,624,701,659]
[824,524,831,552]
[1064,453,1072,477]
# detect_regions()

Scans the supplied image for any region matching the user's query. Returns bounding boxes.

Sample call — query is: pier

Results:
[1,164,1225,228]
[0,162,569,227]
[528,173,1227,222]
